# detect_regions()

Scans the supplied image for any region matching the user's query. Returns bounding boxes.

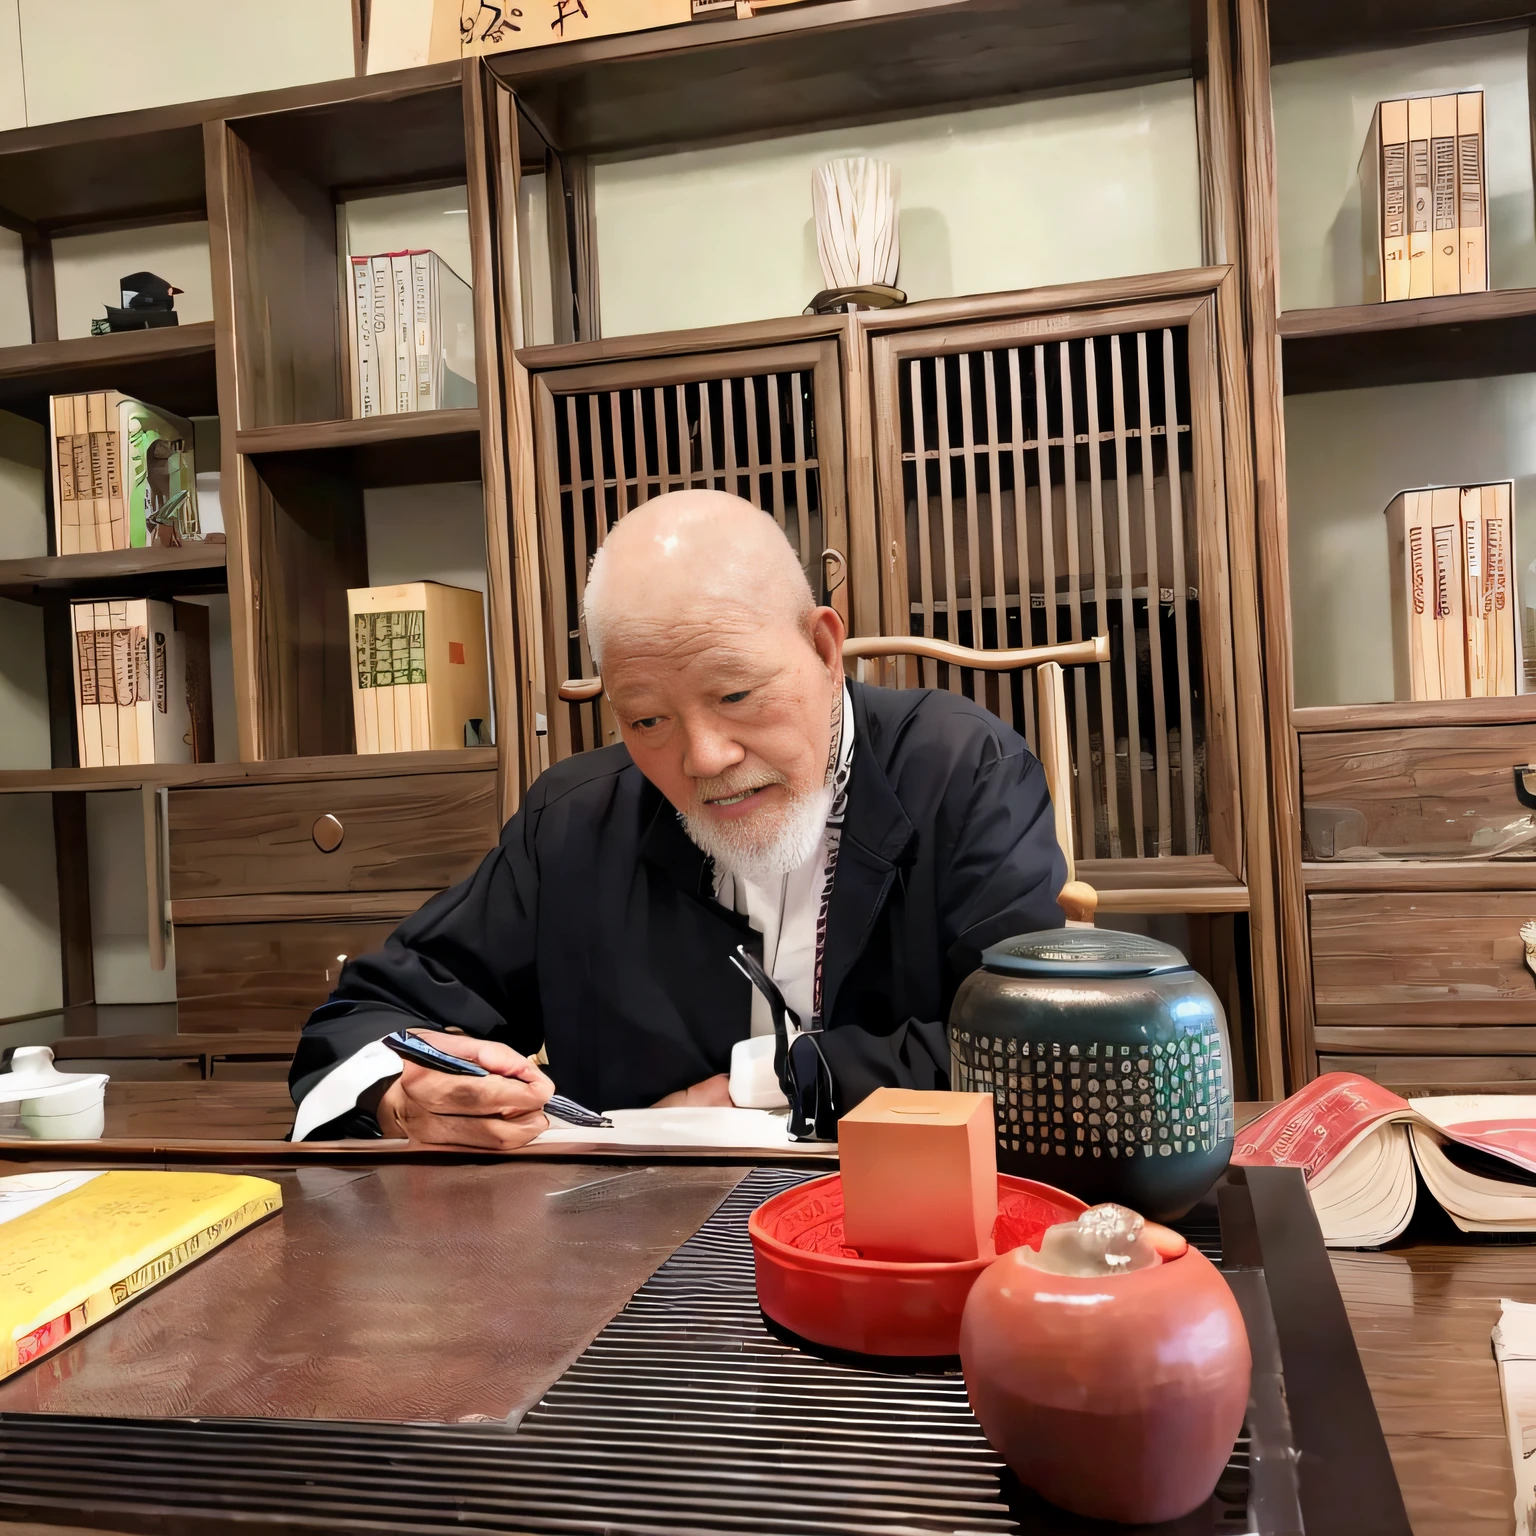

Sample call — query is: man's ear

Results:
[808,606,846,677]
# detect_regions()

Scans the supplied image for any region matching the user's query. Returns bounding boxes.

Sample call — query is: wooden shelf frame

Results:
[0,544,228,603]
[1279,288,1536,394]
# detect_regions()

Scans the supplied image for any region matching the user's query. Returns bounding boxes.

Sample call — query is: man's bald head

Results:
[580,489,846,884]
[583,490,815,671]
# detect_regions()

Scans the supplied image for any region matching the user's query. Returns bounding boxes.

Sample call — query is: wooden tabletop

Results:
[0,1088,1527,1533]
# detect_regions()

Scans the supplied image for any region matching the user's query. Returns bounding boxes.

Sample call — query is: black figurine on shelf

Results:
[89,271,183,335]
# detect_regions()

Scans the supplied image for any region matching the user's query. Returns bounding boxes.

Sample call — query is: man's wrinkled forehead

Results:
[602,600,807,687]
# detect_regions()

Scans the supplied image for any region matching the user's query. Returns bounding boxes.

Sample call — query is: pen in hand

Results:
[381,1030,613,1129]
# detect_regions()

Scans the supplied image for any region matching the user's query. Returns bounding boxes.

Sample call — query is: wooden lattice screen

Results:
[872,307,1232,866]
[531,339,847,759]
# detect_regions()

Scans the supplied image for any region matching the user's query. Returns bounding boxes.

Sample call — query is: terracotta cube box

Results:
[838,1088,998,1262]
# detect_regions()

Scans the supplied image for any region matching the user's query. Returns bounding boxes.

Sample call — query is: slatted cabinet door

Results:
[868,292,1241,881]
[529,337,849,760]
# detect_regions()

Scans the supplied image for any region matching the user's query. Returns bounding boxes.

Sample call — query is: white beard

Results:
[682,780,833,886]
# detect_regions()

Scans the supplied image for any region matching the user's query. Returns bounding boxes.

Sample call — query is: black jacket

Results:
[289,681,1067,1133]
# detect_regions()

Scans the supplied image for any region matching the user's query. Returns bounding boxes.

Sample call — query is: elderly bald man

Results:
[289,490,1066,1145]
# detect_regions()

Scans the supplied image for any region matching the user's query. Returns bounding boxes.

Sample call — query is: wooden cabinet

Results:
[168,771,499,898]
[1310,892,1536,1026]
[175,917,403,1035]
[167,763,499,1032]
[1302,726,1536,862]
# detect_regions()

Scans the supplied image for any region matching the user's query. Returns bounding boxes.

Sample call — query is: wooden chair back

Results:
[559,629,1107,922]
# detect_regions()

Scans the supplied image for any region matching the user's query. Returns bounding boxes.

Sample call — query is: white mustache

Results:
[694,770,788,806]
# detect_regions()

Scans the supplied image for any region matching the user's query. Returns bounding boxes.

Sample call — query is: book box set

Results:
[347,249,476,418]
[348,581,491,752]
[1386,481,1519,700]
[1360,90,1486,301]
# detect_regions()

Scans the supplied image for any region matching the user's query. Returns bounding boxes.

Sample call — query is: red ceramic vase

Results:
[959,1240,1251,1525]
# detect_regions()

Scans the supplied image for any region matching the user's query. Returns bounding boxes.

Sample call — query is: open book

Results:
[1233,1072,1536,1247]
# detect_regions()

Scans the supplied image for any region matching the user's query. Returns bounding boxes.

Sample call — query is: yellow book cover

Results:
[0,1169,282,1380]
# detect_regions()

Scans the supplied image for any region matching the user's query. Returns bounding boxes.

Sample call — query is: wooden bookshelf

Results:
[1,0,1516,1107]
[0,543,228,602]
[236,409,482,488]
[0,322,218,421]
[1280,289,1536,393]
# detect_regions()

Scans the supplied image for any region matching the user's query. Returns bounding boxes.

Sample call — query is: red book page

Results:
[1433,1120,1536,1177]
[1232,1073,1408,1180]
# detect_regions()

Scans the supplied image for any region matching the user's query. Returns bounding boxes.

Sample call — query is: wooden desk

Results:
[0,1095,1526,1534]
[0,1161,744,1424]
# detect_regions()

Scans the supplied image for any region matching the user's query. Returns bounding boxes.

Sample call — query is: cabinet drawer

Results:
[1319,1054,1536,1096]
[1301,724,1536,861]
[175,917,399,1034]
[168,770,497,899]
[1310,892,1536,1025]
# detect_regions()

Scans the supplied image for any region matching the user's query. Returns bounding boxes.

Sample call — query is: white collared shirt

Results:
[292,685,855,1140]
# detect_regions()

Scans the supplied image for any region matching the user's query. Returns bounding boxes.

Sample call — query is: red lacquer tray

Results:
[748,1172,1086,1358]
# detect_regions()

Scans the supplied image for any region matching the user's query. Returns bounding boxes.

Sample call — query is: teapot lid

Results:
[981,928,1191,978]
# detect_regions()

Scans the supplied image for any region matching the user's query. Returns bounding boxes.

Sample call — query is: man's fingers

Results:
[400,1030,554,1100]
[400,1062,552,1117]
[409,1110,550,1151]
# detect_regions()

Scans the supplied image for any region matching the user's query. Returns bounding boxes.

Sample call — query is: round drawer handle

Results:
[313,813,344,853]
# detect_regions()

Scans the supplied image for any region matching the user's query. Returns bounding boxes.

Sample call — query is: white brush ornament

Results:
[808,157,905,313]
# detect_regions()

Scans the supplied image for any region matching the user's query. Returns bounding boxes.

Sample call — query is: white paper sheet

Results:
[0,1170,103,1228]
[535,1106,804,1150]
[1493,1297,1536,1536]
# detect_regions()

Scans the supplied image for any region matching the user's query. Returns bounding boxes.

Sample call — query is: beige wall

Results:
[1287,375,1536,707]
[16,0,353,126]
[0,795,61,1019]
[0,0,23,132]
[1272,29,1536,311]
[593,80,1202,337]
[88,792,176,1005]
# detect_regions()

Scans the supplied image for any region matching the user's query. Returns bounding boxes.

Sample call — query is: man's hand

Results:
[374,1031,553,1149]
[652,1073,734,1108]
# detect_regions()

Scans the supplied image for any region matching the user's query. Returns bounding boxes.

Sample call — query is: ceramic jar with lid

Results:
[960,1206,1251,1525]
[949,929,1235,1221]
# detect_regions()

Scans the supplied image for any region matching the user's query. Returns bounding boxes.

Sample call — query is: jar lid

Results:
[981,928,1191,978]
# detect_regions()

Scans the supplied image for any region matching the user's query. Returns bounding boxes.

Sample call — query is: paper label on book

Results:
[1383,141,1407,239]
[355,610,427,688]
[1433,523,1456,618]
[77,625,149,707]
[1460,132,1485,228]
[1232,1072,1407,1180]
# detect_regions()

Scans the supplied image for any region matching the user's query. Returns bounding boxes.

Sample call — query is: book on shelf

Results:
[345,249,475,418]
[1360,99,1409,302]
[1458,90,1489,294]
[1386,481,1519,700]
[48,392,200,555]
[1361,89,1485,302]
[1407,95,1432,299]
[1430,93,1459,296]
[70,598,214,768]
[1234,1072,1536,1247]
[348,580,490,753]
[0,1169,281,1380]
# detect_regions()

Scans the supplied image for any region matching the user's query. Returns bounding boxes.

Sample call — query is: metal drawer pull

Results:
[1514,767,1536,810]
[312,814,344,852]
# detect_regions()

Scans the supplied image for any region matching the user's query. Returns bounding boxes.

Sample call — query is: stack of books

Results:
[70,598,214,767]
[48,392,200,555]
[346,249,476,418]
[1386,481,1518,699]
[1360,91,1486,301]
[348,581,490,752]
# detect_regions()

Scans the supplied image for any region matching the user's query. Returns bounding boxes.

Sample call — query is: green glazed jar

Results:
[948,929,1235,1221]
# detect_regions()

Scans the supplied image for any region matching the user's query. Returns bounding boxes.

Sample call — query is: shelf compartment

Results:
[493,0,1197,156]
[0,543,229,603]
[236,409,482,488]
[1280,289,1536,394]
[1269,1,1536,65]
[0,322,218,423]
